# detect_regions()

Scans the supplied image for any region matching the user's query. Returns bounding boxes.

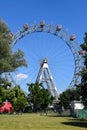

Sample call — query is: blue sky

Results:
[0,0,87,93]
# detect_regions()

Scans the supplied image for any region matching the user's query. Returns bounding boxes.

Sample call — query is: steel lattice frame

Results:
[10,22,82,88]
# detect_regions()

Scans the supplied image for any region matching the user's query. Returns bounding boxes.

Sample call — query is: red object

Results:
[70,34,76,41]
[79,50,85,55]
[56,25,62,31]
[40,21,45,27]
[24,23,29,30]
[0,101,13,113]
[9,32,14,38]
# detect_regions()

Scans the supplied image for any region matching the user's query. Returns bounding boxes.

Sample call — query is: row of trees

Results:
[0,80,53,113]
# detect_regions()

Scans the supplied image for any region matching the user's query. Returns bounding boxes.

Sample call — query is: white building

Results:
[70,100,84,117]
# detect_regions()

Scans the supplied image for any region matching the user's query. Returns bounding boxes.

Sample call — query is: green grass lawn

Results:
[0,113,87,130]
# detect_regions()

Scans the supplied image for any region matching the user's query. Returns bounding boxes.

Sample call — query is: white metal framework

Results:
[36,58,59,100]
[7,21,82,93]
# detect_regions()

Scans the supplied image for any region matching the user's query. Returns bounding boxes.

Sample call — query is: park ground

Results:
[0,113,87,130]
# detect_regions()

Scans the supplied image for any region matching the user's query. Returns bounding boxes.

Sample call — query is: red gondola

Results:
[9,32,14,38]
[40,21,45,27]
[24,23,29,30]
[70,34,76,41]
[79,50,85,54]
[56,25,62,31]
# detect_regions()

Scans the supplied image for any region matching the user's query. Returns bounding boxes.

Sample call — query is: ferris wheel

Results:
[8,21,83,94]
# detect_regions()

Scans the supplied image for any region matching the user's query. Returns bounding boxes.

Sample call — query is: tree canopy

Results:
[0,83,28,112]
[27,82,53,112]
[0,18,27,74]
[59,88,80,109]
[77,33,87,108]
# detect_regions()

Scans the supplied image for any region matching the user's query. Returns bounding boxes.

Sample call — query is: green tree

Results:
[77,32,87,108]
[0,78,11,89]
[0,81,28,112]
[0,85,5,103]
[27,82,53,112]
[0,78,12,103]
[59,88,80,109]
[0,18,27,74]
[8,86,28,112]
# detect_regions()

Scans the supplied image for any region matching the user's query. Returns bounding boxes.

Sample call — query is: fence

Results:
[77,109,87,119]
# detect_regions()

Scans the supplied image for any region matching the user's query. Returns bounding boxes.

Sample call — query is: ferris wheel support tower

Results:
[36,58,59,100]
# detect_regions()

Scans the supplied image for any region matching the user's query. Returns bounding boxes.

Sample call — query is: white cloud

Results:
[15,73,28,81]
